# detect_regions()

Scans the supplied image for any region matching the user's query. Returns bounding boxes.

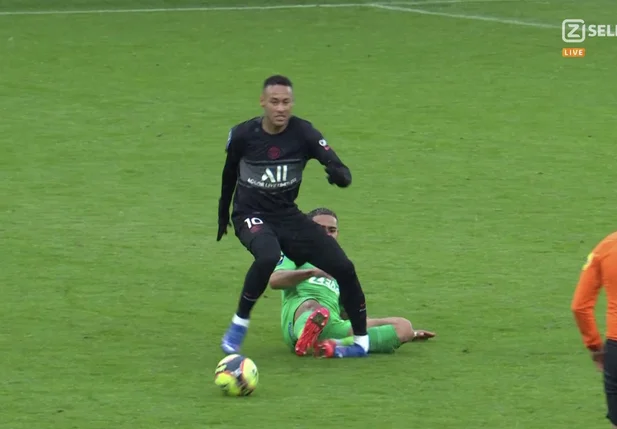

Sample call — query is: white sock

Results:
[232,314,250,328]
[354,335,369,352]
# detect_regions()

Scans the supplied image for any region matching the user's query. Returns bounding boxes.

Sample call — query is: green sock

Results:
[335,325,401,353]
[334,337,355,346]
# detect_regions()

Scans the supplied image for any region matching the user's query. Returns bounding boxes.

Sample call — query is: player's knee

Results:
[254,251,281,272]
[394,318,414,343]
[331,257,357,281]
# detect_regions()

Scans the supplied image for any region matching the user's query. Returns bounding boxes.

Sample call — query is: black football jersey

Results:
[219,116,349,217]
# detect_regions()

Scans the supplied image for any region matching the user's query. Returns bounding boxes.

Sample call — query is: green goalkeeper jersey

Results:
[275,253,341,318]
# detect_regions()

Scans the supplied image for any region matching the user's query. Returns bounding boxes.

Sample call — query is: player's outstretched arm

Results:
[217,128,242,241]
[269,267,332,289]
[304,123,352,188]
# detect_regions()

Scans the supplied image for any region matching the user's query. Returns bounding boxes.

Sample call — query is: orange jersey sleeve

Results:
[571,251,603,350]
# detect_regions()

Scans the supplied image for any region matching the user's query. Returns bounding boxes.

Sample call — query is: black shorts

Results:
[231,210,336,265]
[605,339,617,425]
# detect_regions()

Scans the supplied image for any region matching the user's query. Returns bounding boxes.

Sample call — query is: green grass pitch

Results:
[1,0,617,428]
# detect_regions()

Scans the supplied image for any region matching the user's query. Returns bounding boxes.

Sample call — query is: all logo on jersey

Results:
[262,165,288,183]
[318,139,330,151]
[244,162,299,189]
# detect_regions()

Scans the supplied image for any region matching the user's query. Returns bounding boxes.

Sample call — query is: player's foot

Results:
[314,339,337,358]
[294,307,330,356]
[221,323,248,355]
[336,343,368,358]
[319,342,368,358]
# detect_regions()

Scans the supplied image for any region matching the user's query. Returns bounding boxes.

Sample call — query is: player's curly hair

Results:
[307,207,338,220]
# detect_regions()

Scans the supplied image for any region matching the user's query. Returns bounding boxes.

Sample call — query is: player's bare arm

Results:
[269,268,328,289]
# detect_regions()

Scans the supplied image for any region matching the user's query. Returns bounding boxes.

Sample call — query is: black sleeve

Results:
[218,127,243,218]
[304,123,352,188]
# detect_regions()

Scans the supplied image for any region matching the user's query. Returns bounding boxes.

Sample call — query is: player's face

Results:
[260,85,294,128]
[312,215,338,240]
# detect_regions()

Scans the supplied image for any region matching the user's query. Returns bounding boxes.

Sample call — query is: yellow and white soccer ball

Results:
[214,354,259,396]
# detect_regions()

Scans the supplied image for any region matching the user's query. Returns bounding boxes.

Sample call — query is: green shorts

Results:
[281,300,398,353]
[281,298,330,349]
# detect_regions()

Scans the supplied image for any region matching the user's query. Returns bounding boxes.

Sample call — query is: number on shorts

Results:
[244,217,264,229]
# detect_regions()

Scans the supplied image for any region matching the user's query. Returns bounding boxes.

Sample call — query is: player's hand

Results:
[590,348,605,372]
[324,163,351,188]
[217,198,231,241]
[411,330,435,341]
[311,268,333,279]
[216,220,231,241]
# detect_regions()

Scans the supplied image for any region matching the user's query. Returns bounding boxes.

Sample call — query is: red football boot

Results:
[294,307,330,356]
[314,339,337,358]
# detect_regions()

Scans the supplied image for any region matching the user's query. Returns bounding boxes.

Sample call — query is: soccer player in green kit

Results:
[269,207,435,358]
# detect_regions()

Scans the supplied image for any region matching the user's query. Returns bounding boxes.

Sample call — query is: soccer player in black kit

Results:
[217,75,369,358]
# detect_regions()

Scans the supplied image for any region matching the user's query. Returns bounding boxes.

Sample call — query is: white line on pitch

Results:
[370,3,559,28]
[0,0,547,17]
[0,3,361,16]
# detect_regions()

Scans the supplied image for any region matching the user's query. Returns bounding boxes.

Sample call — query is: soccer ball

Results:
[214,354,259,396]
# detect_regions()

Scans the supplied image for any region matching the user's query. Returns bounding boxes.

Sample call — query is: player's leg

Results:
[282,216,368,357]
[365,317,435,343]
[314,324,399,357]
[316,318,435,357]
[316,317,357,348]
[367,325,405,353]
[315,320,401,356]
[291,300,331,356]
[281,298,305,352]
[221,216,282,354]
[604,339,617,428]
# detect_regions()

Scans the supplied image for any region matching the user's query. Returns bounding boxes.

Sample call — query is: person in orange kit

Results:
[572,231,617,428]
